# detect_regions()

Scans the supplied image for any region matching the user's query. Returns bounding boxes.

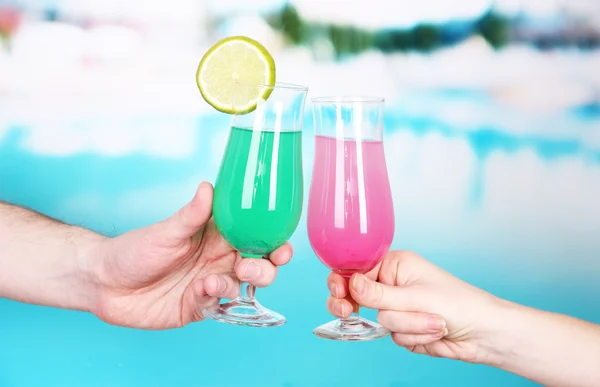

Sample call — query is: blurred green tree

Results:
[328,25,373,58]
[264,4,510,57]
[477,10,509,48]
[413,24,439,51]
[267,3,305,44]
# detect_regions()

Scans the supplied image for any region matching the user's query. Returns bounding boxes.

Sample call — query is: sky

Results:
[207,0,600,28]
[5,0,599,28]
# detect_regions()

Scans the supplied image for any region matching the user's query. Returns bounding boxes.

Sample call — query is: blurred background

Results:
[1,0,599,386]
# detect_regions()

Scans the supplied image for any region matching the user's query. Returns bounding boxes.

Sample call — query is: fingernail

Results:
[438,327,449,338]
[339,301,347,317]
[427,316,446,332]
[352,274,366,295]
[330,283,339,297]
[215,276,225,294]
[243,261,261,280]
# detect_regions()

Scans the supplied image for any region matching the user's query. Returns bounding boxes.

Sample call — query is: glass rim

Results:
[311,96,385,104]
[234,80,308,92]
[313,134,383,142]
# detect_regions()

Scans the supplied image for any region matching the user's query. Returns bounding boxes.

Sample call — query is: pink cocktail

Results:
[308,96,395,341]
[308,136,394,277]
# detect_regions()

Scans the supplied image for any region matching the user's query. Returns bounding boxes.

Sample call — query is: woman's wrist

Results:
[474,295,600,387]
[471,296,526,368]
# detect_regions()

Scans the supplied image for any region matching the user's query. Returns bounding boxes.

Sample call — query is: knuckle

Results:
[380,250,419,286]
[373,282,386,306]
[389,251,416,270]
[395,250,418,262]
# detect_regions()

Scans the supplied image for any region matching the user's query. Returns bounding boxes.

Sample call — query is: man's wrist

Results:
[72,228,109,314]
[0,202,109,313]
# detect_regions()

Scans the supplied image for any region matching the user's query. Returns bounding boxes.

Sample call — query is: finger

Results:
[267,243,293,266]
[182,278,219,324]
[377,310,446,335]
[203,274,239,300]
[349,273,420,311]
[326,295,354,319]
[235,258,277,288]
[160,182,214,244]
[327,272,348,299]
[391,332,446,347]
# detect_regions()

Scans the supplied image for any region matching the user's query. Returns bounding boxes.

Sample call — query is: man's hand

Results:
[90,181,292,329]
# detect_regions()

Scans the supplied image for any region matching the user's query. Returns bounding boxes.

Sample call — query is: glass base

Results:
[202,297,286,328]
[313,317,389,341]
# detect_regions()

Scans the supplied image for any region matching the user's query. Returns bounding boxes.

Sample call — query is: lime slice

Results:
[196,36,276,114]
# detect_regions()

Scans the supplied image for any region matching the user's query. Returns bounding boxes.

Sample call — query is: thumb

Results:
[160,182,214,244]
[349,273,420,312]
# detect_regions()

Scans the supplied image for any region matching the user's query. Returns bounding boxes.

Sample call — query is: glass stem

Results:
[239,282,256,303]
[340,305,360,326]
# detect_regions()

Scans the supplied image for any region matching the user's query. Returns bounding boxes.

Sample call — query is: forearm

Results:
[482,298,600,387]
[0,202,105,312]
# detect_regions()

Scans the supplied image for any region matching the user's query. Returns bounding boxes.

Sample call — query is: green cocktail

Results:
[214,126,303,258]
[202,81,308,327]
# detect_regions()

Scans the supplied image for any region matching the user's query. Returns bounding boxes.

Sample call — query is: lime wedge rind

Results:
[196,36,276,115]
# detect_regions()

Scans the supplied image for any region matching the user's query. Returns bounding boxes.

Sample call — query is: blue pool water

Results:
[1,90,599,387]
